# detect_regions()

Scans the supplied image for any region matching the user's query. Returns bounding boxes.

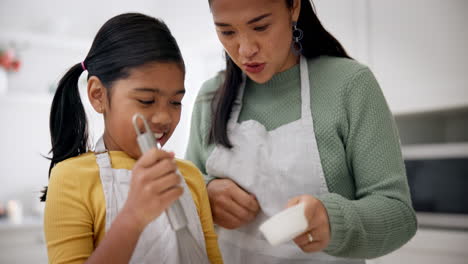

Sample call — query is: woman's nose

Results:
[238,35,258,59]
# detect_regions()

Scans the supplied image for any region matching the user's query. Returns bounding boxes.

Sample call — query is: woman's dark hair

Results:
[40,13,184,201]
[208,0,350,148]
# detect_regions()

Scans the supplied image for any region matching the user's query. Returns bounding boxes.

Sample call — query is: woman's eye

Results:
[254,25,269,32]
[137,99,155,105]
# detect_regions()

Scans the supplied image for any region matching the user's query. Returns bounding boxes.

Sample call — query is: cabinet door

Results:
[0,226,48,264]
[368,0,468,114]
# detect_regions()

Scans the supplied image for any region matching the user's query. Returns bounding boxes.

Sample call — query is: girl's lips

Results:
[244,63,266,74]
[154,133,165,146]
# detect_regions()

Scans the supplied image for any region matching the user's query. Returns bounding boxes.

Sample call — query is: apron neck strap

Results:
[228,74,246,128]
[94,136,112,169]
[299,56,312,119]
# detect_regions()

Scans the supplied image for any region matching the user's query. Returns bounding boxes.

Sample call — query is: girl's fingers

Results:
[144,158,177,180]
[151,173,182,194]
[136,148,175,168]
[158,186,184,208]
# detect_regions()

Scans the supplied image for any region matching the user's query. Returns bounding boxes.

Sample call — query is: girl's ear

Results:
[87,76,107,114]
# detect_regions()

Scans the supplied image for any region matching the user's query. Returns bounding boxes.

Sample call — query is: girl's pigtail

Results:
[40,63,88,202]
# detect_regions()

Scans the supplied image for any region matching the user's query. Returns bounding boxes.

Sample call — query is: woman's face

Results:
[99,62,185,159]
[211,0,301,84]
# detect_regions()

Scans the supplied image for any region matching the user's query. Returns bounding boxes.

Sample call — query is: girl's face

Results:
[210,0,300,84]
[95,62,185,159]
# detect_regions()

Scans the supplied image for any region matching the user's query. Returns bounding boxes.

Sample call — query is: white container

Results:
[7,200,23,224]
[259,203,309,246]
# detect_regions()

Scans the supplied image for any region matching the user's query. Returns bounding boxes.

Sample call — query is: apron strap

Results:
[299,56,312,120]
[228,74,246,130]
[95,137,112,169]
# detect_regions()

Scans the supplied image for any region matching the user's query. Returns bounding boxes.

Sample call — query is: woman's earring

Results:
[291,21,303,55]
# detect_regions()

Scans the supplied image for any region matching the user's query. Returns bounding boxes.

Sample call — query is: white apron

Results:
[206,57,364,263]
[94,137,208,264]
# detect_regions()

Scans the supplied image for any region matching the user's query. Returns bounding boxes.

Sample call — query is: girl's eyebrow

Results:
[133,87,185,95]
[215,13,272,27]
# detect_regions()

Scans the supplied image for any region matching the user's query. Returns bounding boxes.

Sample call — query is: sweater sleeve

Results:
[185,77,220,185]
[319,68,418,258]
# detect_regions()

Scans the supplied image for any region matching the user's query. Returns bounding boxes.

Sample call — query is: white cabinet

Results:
[315,0,468,115]
[367,0,468,114]
[367,228,468,264]
[0,218,48,264]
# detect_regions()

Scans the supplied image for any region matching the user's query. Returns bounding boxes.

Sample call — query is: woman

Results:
[186,0,417,263]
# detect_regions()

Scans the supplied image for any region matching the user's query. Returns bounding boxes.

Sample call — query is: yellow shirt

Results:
[44,151,223,264]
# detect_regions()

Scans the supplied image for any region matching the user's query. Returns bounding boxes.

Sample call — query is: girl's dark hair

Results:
[208,0,350,148]
[40,13,184,201]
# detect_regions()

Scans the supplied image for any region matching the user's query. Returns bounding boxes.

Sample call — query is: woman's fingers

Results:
[300,240,325,253]
[207,179,261,229]
[230,186,260,214]
[288,194,332,253]
[219,195,257,224]
[212,205,244,229]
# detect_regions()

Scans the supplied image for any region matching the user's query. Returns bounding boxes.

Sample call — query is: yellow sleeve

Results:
[177,160,224,264]
[43,157,100,264]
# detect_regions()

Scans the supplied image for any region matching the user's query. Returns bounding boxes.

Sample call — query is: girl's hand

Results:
[207,179,260,229]
[121,148,183,232]
[287,195,331,253]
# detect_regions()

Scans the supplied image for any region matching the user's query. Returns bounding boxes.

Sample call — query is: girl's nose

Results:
[150,110,171,132]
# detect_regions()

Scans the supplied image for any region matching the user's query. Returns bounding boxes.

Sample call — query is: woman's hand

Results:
[121,148,184,232]
[207,179,260,229]
[288,195,331,253]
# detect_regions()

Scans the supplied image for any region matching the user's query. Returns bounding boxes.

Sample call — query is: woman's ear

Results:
[87,76,107,114]
[291,0,301,22]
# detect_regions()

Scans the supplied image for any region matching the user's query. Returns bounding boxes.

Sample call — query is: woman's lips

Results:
[244,63,266,74]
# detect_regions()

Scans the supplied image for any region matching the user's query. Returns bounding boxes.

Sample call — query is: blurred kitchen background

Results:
[0,0,467,263]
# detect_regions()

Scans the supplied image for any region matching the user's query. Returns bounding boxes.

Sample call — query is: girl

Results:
[185,0,417,263]
[42,13,222,264]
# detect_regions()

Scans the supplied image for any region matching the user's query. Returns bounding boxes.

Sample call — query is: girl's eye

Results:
[137,99,155,105]
[171,101,182,107]
[221,30,235,36]
[254,25,269,32]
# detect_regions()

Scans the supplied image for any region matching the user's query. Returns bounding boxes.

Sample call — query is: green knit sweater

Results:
[185,56,417,259]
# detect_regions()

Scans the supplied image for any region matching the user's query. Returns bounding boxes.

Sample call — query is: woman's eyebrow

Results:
[215,13,272,27]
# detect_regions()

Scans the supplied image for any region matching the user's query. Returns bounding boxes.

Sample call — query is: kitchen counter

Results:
[0,216,48,264]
